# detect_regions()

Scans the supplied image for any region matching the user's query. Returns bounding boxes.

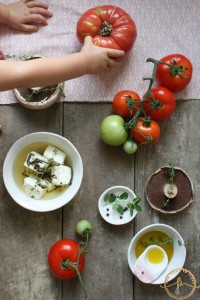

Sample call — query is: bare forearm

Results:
[0,36,125,91]
[0,53,91,91]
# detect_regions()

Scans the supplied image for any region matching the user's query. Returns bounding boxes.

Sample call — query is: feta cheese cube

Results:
[24,151,49,174]
[43,145,66,166]
[51,165,72,186]
[23,175,47,199]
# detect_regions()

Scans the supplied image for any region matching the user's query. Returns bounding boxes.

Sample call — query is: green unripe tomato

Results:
[76,220,92,237]
[100,115,128,146]
[123,140,138,154]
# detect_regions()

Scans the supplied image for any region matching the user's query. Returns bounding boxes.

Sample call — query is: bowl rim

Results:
[3,132,83,212]
[98,185,137,225]
[127,223,186,284]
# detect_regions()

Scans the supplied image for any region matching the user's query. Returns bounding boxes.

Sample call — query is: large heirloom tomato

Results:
[156,54,193,92]
[131,117,160,144]
[76,6,137,54]
[112,90,141,119]
[48,239,85,279]
[143,87,175,121]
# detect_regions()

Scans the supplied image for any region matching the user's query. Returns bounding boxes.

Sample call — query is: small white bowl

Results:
[127,224,186,284]
[3,132,83,212]
[98,186,138,225]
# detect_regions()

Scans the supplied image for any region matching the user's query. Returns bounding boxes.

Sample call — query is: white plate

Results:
[98,186,138,225]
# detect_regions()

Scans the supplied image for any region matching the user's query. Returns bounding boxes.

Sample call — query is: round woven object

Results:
[145,166,193,214]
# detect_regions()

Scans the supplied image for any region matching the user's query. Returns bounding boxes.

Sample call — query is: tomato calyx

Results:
[98,21,113,36]
[168,60,188,78]
[141,116,151,127]
[145,95,164,112]
[126,96,140,109]
[158,59,188,78]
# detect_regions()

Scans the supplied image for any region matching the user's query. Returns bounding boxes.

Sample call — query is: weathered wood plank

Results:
[0,104,63,300]
[63,103,135,300]
[134,99,200,299]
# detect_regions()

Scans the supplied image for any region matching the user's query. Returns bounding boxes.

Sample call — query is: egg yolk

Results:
[146,248,164,264]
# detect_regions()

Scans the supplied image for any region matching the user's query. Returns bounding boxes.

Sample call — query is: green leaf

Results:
[135,205,142,212]
[119,192,128,200]
[109,194,117,203]
[127,203,134,216]
[116,204,124,215]
[132,197,141,205]
[104,193,110,203]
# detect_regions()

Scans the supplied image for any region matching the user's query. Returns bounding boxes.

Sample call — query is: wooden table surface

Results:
[0,100,200,300]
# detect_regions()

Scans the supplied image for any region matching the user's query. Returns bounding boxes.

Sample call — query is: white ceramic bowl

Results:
[98,186,138,225]
[127,224,186,284]
[3,132,83,212]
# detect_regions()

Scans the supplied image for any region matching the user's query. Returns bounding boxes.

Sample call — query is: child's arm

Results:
[0,0,52,32]
[0,36,125,91]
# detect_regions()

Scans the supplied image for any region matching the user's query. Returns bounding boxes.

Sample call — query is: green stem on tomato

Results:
[124,58,160,135]
[61,232,90,300]
[62,259,88,300]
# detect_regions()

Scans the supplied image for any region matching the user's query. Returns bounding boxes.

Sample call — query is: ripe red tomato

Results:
[156,54,193,92]
[143,86,175,121]
[48,239,85,279]
[0,51,5,60]
[112,90,141,119]
[76,6,137,54]
[131,117,160,144]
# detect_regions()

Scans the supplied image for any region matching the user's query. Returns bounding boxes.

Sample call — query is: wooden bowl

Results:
[145,166,193,214]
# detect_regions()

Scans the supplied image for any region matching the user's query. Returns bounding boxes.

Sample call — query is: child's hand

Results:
[80,36,125,74]
[5,0,53,32]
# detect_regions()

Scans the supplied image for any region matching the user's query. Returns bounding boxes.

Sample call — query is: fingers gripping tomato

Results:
[76,6,137,54]
[112,90,141,119]
[156,54,193,92]
[48,239,85,279]
[131,117,160,144]
[143,87,175,121]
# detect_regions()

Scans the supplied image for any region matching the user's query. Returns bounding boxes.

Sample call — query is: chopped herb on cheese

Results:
[23,145,72,200]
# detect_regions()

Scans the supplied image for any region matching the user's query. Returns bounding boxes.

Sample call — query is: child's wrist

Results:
[0,4,10,25]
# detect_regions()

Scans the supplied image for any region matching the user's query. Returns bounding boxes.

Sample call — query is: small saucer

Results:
[98,186,138,225]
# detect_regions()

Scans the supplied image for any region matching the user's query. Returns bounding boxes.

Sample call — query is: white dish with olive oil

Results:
[3,132,83,212]
[127,224,186,284]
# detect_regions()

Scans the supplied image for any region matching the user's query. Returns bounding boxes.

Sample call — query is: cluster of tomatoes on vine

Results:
[100,54,193,154]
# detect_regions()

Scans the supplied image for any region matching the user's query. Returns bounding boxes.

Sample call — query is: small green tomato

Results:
[123,140,138,154]
[76,220,92,237]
